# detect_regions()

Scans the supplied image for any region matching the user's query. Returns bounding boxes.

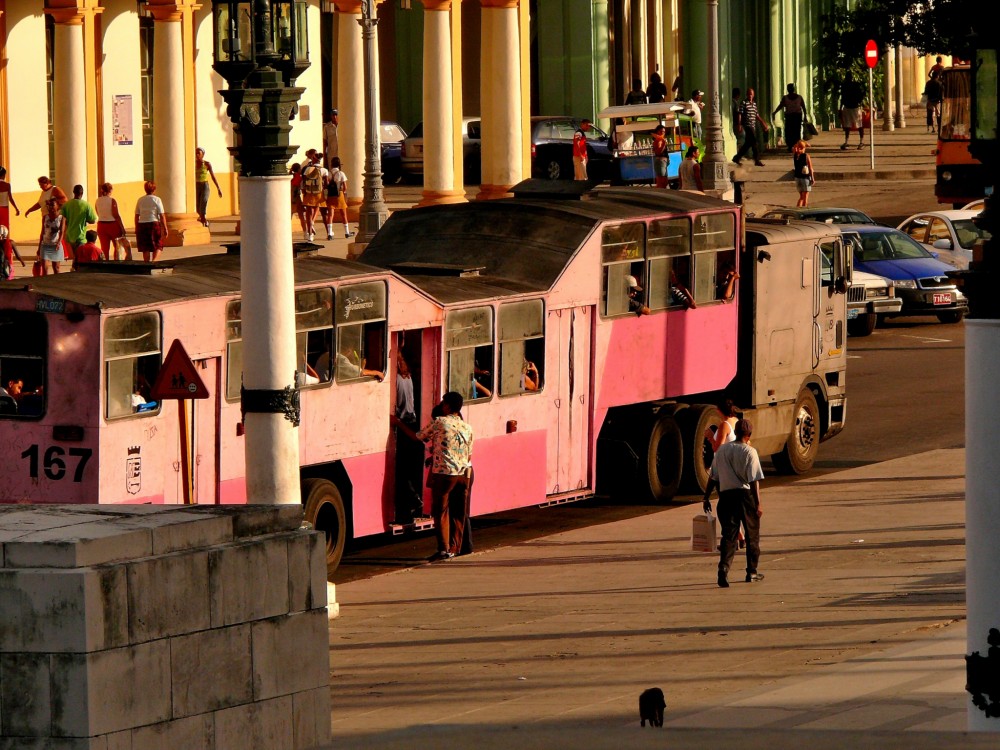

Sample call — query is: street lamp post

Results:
[700,0,731,197]
[351,0,389,251]
[962,37,1000,733]
[212,0,309,504]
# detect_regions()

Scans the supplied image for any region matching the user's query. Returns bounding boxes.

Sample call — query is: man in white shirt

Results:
[703,418,765,587]
[322,109,339,168]
[688,90,704,140]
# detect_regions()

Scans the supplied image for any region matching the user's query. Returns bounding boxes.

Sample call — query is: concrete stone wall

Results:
[0,505,331,750]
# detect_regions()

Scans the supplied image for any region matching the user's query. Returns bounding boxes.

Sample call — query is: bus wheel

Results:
[772,389,820,475]
[644,412,684,503]
[847,312,877,337]
[679,404,720,494]
[302,478,347,571]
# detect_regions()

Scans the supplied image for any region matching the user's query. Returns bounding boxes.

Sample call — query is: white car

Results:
[846,269,902,336]
[896,210,991,270]
[401,117,482,183]
[963,199,985,212]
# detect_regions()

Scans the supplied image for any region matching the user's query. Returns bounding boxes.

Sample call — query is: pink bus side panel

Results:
[342,452,390,538]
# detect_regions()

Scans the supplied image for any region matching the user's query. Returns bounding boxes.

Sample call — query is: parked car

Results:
[761,207,879,225]
[840,226,968,324]
[897,209,991,270]
[401,117,482,184]
[846,269,902,336]
[530,116,613,182]
[380,121,408,183]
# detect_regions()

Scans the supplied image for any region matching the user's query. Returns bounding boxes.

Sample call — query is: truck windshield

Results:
[0,311,46,419]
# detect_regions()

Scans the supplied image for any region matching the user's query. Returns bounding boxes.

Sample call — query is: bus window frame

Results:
[294,287,334,390]
[0,310,48,421]
[497,299,545,397]
[691,212,737,306]
[224,299,243,403]
[104,310,162,422]
[647,216,694,311]
[445,305,495,403]
[334,281,388,385]
[601,222,647,318]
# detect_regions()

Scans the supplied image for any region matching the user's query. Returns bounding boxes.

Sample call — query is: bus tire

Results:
[302,478,347,571]
[643,412,684,503]
[679,404,720,494]
[847,312,877,337]
[772,388,820,475]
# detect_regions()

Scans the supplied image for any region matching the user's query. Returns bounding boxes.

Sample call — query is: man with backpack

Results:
[300,149,327,242]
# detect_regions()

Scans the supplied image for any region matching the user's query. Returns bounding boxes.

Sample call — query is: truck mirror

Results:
[835,276,849,294]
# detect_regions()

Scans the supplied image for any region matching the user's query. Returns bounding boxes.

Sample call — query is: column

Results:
[894,44,906,128]
[881,50,894,132]
[418,0,463,206]
[335,1,364,218]
[477,0,522,201]
[700,0,730,197]
[148,0,210,245]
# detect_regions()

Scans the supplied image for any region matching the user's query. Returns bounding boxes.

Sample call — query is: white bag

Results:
[114,236,132,261]
[691,512,718,553]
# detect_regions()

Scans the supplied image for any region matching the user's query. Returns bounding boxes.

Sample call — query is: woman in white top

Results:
[134,181,168,262]
[95,183,126,260]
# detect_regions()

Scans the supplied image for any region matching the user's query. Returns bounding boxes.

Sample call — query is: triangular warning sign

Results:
[151,340,209,400]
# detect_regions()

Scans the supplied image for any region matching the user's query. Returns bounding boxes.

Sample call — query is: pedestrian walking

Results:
[791,140,815,207]
[38,199,66,275]
[1,226,26,281]
[839,73,866,150]
[194,148,223,227]
[651,125,670,189]
[923,71,944,133]
[323,109,339,168]
[704,398,745,549]
[702,418,765,588]
[289,163,308,236]
[573,120,592,180]
[771,83,807,150]
[95,183,127,260]
[60,184,98,252]
[679,145,703,191]
[648,72,668,104]
[624,78,647,106]
[300,150,327,241]
[688,90,704,140]
[732,88,769,167]
[134,181,168,262]
[25,176,68,220]
[324,157,354,239]
[0,167,21,231]
[731,88,745,151]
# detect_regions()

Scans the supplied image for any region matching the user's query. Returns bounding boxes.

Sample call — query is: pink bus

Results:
[0,186,850,569]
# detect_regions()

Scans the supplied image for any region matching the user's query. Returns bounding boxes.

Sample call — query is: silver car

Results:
[401,117,482,183]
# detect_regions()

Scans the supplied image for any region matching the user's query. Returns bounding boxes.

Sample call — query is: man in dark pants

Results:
[392,352,426,525]
[732,88,770,167]
[702,418,765,587]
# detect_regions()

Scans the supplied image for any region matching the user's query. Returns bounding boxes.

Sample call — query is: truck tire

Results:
[847,312,877,337]
[302,478,347,571]
[642,411,684,503]
[772,388,820,475]
[679,404,720,494]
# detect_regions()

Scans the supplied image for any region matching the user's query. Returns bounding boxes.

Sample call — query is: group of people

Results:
[623,67,687,106]
[291,147,353,242]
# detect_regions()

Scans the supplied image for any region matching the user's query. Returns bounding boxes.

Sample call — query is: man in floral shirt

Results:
[416,391,473,560]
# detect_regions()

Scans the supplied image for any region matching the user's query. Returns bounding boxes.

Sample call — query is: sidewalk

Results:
[320,449,987,749]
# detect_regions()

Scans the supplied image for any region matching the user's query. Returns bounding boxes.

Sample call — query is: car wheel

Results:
[847,312,877,337]
[937,311,965,324]
[545,159,563,180]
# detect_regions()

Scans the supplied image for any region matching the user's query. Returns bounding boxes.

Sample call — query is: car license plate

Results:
[932,293,952,305]
[847,309,860,320]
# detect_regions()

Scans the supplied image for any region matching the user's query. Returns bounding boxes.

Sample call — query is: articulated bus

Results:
[0,184,849,569]
[936,65,990,207]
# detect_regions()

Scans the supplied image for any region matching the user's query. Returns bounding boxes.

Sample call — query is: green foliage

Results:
[817,3,886,121]
[903,0,976,58]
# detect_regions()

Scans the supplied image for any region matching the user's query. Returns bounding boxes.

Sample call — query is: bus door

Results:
[545,306,593,496]
[191,356,220,503]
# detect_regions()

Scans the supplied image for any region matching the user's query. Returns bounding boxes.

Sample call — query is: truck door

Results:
[814,240,846,368]
[545,306,593,496]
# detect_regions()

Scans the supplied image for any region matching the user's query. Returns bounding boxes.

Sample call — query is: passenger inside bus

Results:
[335,336,384,381]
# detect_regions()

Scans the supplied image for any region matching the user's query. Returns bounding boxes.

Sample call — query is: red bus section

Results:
[0,185,849,570]
[936,65,989,207]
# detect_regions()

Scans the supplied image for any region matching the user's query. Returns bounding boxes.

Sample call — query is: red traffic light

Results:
[865,39,879,69]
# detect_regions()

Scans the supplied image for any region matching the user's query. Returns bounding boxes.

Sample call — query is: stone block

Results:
[104,731,132,750]
[126,551,211,642]
[181,505,303,538]
[209,538,289,627]
[50,641,171,737]
[292,687,332,749]
[3,524,152,569]
[0,739,108,750]
[170,624,252,718]
[0,566,127,653]
[214,694,293,750]
[287,532,327,614]
[129,714,214,750]
[251,610,330,700]
[109,513,233,556]
[0,654,50,736]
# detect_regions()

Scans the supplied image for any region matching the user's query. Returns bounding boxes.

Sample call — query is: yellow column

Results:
[335,0,364,219]
[147,0,209,245]
[417,0,463,206]
[477,0,522,201]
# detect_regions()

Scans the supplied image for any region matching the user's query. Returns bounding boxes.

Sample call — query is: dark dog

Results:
[639,687,666,727]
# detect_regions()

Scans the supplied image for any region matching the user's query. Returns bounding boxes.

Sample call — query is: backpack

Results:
[326,170,341,198]
[302,165,324,195]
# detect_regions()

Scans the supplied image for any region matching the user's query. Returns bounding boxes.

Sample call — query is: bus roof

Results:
[359,184,734,305]
[0,253,381,311]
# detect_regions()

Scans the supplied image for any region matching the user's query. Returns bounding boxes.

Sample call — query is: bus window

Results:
[498,299,544,396]
[692,213,736,304]
[295,288,333,387]
[647,217,693,310]
[225,300,242,402]
[446,306,494,402]
[601,222,646,316]
[104,312,161,420]
[0,311,47,419]
[335,281,387,383]
[940,68,970,140]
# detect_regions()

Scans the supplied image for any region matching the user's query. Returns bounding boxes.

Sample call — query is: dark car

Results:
[840,225,968,324]
[530,117,613,182]
[761,207,879,225]
[380,121,407,183]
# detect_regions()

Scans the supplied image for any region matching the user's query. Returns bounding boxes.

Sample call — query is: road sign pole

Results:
[179,400,193,505]
[869,68,875,170]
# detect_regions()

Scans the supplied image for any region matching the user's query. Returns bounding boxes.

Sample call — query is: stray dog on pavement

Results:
[639,687,666,727]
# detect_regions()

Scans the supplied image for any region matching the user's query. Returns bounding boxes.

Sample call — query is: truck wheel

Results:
[847,312,877,337]
[302,478,347,571]
[772,389,820,475]
[679,404,720,494]
[937,311,964,324]
[643,412,684,503]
